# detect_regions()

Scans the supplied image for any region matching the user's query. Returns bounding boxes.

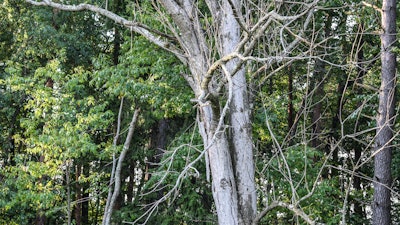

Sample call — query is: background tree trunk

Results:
[372,0,396,224]
[74,165,82,225]
[288,66,294,131]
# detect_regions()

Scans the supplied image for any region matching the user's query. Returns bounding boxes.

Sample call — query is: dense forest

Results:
[0,0,399,224]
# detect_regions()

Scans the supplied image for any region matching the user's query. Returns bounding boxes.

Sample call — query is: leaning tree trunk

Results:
[103,108,140,225]
[372,0,396,224]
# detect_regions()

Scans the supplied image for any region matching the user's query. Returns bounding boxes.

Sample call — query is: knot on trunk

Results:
[220,178,230,189]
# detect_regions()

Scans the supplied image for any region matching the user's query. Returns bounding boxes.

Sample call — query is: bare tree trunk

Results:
[198,105,239,225]
[229,71,256,224]
[220,1,256,223]
[372,0,396,224]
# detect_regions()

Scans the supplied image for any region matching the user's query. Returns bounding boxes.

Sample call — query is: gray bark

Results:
[220,1,256,224]
[159,1,254,223]
[372,0,396,224]
[197,96,240,225]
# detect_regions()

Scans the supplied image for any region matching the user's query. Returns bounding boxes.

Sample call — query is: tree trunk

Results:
[74,165,82,225]
[288,66,294,131]
[198,104,239,225]
[221,1,256,223]
[311,13,332,150]
[126,162,135,203]
[229,70,256,224]
[311,59,325,149]
[372,0,396,224]
[145,118,169,181]
[82,165,89,225]
[198,1,257,224]
[35,155,47,225]
[34,214,46,225]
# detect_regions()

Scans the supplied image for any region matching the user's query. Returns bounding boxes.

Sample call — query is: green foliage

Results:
[0,2,115,223]
[92,36,193,119]
[1,57,115,222]
[258,146,342,224]
[1,0,400,224]
[121,128,215,224]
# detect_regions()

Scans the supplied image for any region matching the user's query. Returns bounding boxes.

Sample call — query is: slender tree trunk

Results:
[75,165,82,225]
[82,165,89,225]
[35,155,47,225]
[288,66,294,131]
[330,71,345,177]
[112,0,122,66]
[126,162,135,203]
[66,163,72,225]
[372,0,396,224]
[353,34,366,220]
[103,108,140,225]
[311,13,332,149]
[102,97,123,225]
[145,119,169,181]
[311,59,325,149]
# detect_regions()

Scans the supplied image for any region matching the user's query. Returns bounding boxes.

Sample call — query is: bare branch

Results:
[361,1,383,14]
[252,201,320,225]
